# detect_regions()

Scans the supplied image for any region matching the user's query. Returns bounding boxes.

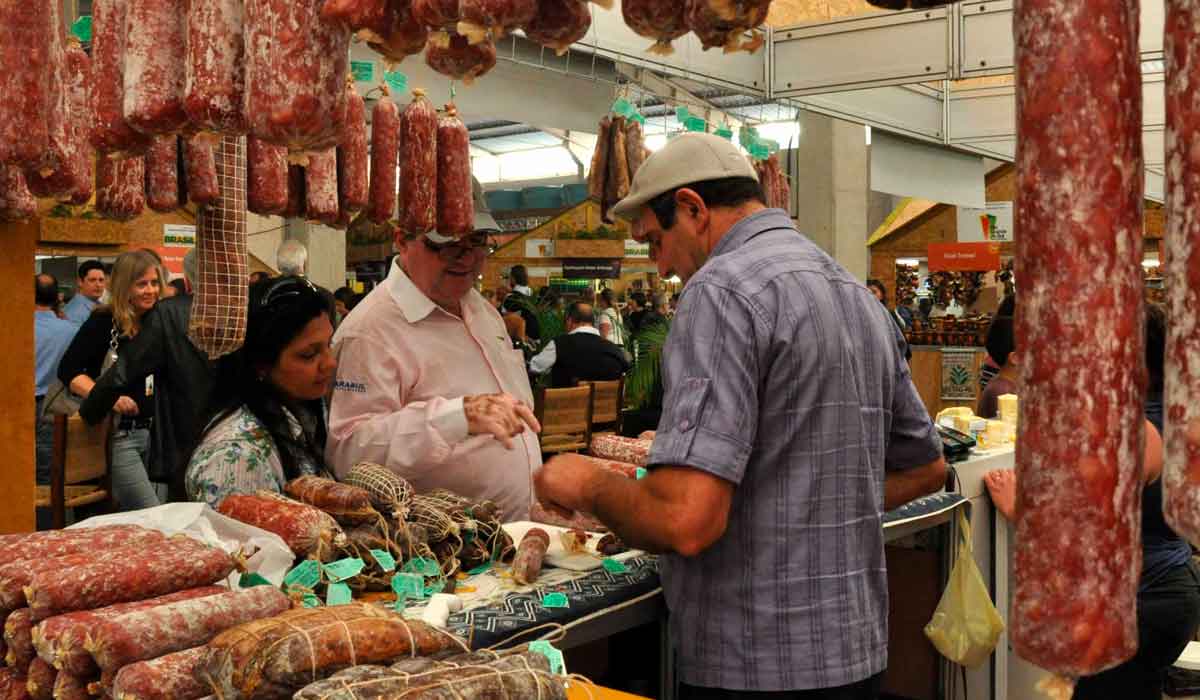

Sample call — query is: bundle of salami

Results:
[587,115,648,223]
[753,153,790,211]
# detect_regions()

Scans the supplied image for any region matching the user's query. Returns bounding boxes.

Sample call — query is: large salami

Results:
[367,2,431,63]
[63,42,95,205]
[424,33,497,84]
[96,156,147,221]
[1010,0,1145,679]
[24,658,54,700]
[436,105,473,238]
[338,84,369,215]
[305,148,340,225]
[90,0,152,155]
[123,0,189,135]
[457,0,537,43]
[110,647,209,700]
[522,0,590,55]
[684,0,769,53]
[185,136,221,206]
[185,0,248,135]
[0,0,52,166]
[0,668,28,700]
[24,0,69,197]
[397,90,438,236]
[622,0,688,55]
[366,92,401,224]
[217,492,342,559]
[0,526,160,570]
[145,136,182,212]
[243,0,351,153]
[4,609,34,670]
[247,137,288,215]
[0,166,37,224]
[29,36,95,203]
[320,0,391,42]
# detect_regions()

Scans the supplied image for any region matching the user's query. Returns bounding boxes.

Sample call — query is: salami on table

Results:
[1010,0,1146,678]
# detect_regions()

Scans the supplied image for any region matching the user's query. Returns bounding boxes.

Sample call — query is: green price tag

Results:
[749,143,770,161]
[326,582,353,606]
[370,549,397,572]
[635,468,647,480]
[423,583,444,598]
[601,558,628,574]
[70,15,92,43]
[350,60,375,82]
[715,126,734,140]
[760,138,781,154]
[383,71,407,93]
[541,592,569,608]
[467,561,492,576]
[284,560,321,590]
[612,97,633,116]
[322,558,366,583]
[632,112,646,125]
[529,641,566,675]
[391,572,425,601]
[684,116,707,133]
[675,106,690,122]
[301,593,322,608]
[403,557,441,577]
[239,572,273,589]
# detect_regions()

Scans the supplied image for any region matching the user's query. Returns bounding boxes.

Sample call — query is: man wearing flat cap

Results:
[535,133,946,699]
[327,179,541,522]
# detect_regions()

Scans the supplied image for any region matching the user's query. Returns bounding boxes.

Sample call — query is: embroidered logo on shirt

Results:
[334,379,368,394]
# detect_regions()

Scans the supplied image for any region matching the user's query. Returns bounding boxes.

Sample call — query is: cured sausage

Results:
[413,0,461,29]
[185,136,221,206]
[521,0,590,55]
[397,90,439,236]
[0,668,29,700]
[342,463,415,518]
[604,116,631,221]
[4,609,34,670]
[247,137,289,215]
[24,0,70,198]
[185,0,247,134]
[424,33,497,85]
[436,105,473,238]
[590,434,651,467]
[338,84,369,215]
[62,42,96,205]
[624,118,647,182]
[284,476,377,525]
[457,0,537,43]
[510,528,549,584]
[529,501,607,532]
[320,0,391,42]
[145,136,182,212]
[123,0,188,135]
[1010,0,1145,678]
[24,535,236,621]
[217,492,342,559]
[96,156,147,221]
[51,672,89,700]
[284,163,307,219]
[33,586,226,677]
[304,148,340,225]
[90,0,153,155]
[587,116,611,202]
[87,587,290,673]
[367,1,430,63]
[0,527,162,579]
[0,166,37,224]
[622,0,688,55]
[110,647,209,700]
[24,659,54,700]
[366,93,401,224]
[243,0,351,152]
[684,0,770,53]
[0,0,52,166]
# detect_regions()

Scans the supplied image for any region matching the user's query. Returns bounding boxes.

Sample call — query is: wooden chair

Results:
[579,378,624,435]
[36,414,114,529]
[535,385,594,455]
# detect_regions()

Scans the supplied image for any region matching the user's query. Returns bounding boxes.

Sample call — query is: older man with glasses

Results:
[325,179,541,521]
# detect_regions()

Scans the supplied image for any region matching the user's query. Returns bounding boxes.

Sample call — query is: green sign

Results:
[370,549,397,572]
[601,558,628,574]
[529,641,566,675]
[238,572,273,589]
[70,16,92,43]
[383,71,407,94]
[391,572,425,601]
[403,557,442,577]
[541,592,569,608]
[322,558,366,583]
[351,60,375,82]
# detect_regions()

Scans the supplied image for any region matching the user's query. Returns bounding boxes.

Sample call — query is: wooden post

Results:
[0,220,38,533]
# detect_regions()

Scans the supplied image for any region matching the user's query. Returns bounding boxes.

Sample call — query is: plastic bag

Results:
[924,508,1004,668]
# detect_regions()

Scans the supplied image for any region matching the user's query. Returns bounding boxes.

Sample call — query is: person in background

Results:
[595,288,626,346]
[867,279,912,361]
[186,276,336,507]
[530,302,630,388]
[491,284,509,311]
[276,240,308,277]
[976,295,1018,419]
[64,260,106,325]
[327,182,541,521]
[34,273,77,486]
[81,249,214,499]
[535,133,946,699]
[333,287,356,321]
[249,271,269,286]
[168,278,188,297]
[57,250,163,510]
[626,292,648,335]
[984,302,1198,700]
[501,265,541,342]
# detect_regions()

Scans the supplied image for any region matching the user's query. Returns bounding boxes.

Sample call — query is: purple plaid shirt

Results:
[648,208,941,692]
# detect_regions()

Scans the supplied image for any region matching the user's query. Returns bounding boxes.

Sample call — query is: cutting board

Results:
[502,521,641,572]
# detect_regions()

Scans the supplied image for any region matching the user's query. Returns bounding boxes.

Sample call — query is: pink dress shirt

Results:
[326,260,540,521]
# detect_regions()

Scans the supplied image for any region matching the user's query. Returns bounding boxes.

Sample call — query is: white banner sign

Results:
[957,202,1013,243]
[624,239,650,258]
[163,224,196,247]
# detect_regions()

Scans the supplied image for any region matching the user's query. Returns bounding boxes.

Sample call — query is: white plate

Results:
[502,521,641,572]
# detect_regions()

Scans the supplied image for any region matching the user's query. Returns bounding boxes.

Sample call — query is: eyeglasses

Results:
[421,233,494,261]
[259,276,321,311]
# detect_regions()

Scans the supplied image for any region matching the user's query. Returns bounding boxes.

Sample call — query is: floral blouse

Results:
[186,406,319,508]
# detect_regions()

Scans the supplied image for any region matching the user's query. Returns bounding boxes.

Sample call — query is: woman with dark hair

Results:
[185,276,337,507]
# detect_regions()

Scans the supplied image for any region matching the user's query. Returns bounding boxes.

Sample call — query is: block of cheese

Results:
[984,419,1014,446]
[953,415,974,434]
[998,394,1018,425]
[938,406,973,424]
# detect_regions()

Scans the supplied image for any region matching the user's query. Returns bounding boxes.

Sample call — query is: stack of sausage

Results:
[754,154,790,211]
[0,525,299,700]
[588,115,648,223]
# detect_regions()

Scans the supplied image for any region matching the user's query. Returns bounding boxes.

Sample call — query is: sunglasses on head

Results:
[258,276,321,311]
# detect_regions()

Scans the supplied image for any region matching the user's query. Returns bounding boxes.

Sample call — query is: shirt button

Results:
[680,419,691,431]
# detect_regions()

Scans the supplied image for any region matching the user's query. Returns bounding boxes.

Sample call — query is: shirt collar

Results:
[709,208,793,260]
[568,325,601,336]
[512,285,532,297]
[386,259,441,323]
[34,309,56,318]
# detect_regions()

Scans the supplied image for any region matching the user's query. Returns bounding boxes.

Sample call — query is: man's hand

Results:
[113,396,139,416]
[463,393,540,449]
[534,453,603,516]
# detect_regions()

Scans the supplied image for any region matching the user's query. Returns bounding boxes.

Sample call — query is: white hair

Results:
[276,240,308,276]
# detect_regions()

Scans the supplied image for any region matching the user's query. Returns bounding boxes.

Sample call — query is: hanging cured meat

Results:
[123,0,189,135]
[424,33,497,85]
[337,83,369,215]
[0,0,53,167]
[1164,0,1200,548]
[243,0,351,153]
[457,0,537,44]
[0,166,37,223]
[145,136,182,212]
[587,116,612,202]
[413,0,461,30]
[321,0,397,45]
[604,116,630,222]
[305,148,340,225]
[436,105,473,237]
[1010,0,1145,680]
[58,41,96,205]
[25,0,69,197]
[397,90,438,236]
[367,2,430,64]
[247,137,289,215]
[366,91,401,224]
[185,137,221,206]
[624,118,647,182]
[284,164,307,219]
[90,0,152,155]
[522,0,590,55]
[622,0,688,55]
[96,156,146,221]
[685,0,770,53]
[185,0,248,135]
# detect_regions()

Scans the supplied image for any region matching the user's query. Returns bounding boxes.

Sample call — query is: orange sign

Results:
[927,242,1001,272]
[154,246,190,276]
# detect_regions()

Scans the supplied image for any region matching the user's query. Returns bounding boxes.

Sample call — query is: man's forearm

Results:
[585,471,681,555]
[883,458,947,511]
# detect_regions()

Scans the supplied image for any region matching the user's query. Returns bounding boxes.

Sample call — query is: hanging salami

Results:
[413,0,461,30]
[123,0,189,135]
[25,0,70,197]
[243,0,351,153]
[185,0,248,135]
[587,115,611,201]
[90,0,152,155]
[367,3,431,64]
[284,164,307,219]
[185,136,221,206]
[0,0,52,166]
[367,92,400,224]
[424,33,497,85]
[622,0,688,55]
[61,42,95,205]
[96,156,146,222]
[604,115,631,222]
[145,136,182,212]
[337,83,369,215]
[1010,0,1145,679]
[320,0,392,43]
[397,89,438,236]
[305,148,340,225]
[436,105,473,238]
[685,0,770,53]
[247,137,289,215]
[521,0,590,55]
[624,118,647,182]
[0,165,37,224]
[457,0,537,44]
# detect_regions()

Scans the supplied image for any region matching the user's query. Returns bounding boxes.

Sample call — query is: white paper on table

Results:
[66,502,295,587]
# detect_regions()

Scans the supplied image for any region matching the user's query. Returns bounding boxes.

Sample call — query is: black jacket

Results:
[550,331,630,389]
[80,295,215,493]
[501,291,541,341]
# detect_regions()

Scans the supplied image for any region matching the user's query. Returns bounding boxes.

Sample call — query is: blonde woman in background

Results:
[58,250,164,510]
